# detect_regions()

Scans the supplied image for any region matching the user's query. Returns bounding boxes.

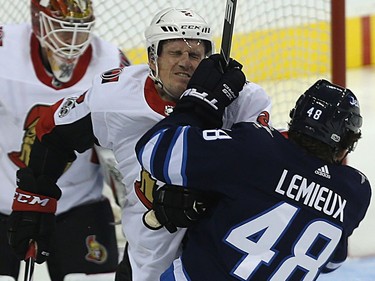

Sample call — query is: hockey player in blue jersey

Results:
[135,54,372,280]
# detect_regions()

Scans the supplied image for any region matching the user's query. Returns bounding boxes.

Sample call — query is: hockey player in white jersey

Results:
[0,1,130,280]
[6,7,271,281]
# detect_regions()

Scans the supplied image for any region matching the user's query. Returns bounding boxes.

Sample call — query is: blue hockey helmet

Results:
[289,79,362,152]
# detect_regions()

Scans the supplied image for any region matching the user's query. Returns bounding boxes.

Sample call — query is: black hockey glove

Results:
[7,168,61,264]
[143,184,210,233]
[174,54,246,128]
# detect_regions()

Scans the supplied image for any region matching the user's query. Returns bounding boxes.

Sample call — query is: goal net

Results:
[0,0,344,129]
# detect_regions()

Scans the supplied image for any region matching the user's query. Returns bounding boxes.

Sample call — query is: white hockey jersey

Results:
[49,63,272,280]
[0,23,126,215]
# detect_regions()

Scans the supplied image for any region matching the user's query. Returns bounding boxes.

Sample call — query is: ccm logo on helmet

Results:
[14,191,50,206]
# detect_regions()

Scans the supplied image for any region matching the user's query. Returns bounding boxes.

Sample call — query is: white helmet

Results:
[145,8,214,98]
[31,0,95,84]
[145,8,214,58]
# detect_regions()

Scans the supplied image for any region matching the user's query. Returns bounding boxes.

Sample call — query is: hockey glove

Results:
[174,54,246,128]
[143,184,210,233]
[7,168,61,264]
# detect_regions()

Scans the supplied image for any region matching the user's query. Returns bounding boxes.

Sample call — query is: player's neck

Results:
[155,84,178,103]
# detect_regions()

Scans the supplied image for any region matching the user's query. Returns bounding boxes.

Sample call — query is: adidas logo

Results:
[315,165,331,179]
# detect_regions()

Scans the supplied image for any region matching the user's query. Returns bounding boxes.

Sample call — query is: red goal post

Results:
[1,0,345,129]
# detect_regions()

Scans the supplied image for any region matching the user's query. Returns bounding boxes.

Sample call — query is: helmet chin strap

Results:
[148,57,179,102]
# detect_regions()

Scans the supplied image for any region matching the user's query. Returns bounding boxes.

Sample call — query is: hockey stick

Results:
[220,0,238,68]
[24,241,36,281]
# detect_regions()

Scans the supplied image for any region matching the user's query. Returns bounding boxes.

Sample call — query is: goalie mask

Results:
[144,8,214,94]
[31,0,95,83]
[289,79,362,154]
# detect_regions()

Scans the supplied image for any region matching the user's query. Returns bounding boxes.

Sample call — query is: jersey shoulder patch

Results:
[100,67,123,84]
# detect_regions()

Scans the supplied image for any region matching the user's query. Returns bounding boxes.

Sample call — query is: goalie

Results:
[0,1,130,280]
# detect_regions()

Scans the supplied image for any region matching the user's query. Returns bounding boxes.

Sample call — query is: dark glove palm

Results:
[7,168,61,263]
[8,212,56,263]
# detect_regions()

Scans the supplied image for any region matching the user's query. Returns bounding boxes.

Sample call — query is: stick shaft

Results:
[220,0,238,67]
[24,241,36,281]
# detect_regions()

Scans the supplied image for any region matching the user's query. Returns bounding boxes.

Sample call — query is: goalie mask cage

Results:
[1,0,345,129]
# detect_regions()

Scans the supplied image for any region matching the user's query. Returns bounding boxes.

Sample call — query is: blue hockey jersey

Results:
[136,114,371,281]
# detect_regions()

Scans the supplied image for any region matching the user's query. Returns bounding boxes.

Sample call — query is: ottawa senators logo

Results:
[85,235,108,264]
[8,104,50,168]
[8,104,72,170]
[134,169,161,209]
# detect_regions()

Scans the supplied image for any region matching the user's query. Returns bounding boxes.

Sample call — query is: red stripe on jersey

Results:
[144,77,175,116]
[280,130,289,139]
[35,99,64,141]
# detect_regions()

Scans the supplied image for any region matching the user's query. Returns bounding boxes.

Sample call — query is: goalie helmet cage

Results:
[0,0,345,129]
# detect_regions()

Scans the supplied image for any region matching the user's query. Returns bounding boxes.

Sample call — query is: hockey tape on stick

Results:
[24,241,36,281]
[220,0,238,68]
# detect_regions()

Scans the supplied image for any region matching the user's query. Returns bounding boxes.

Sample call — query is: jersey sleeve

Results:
[136,112,245,190]
[29,92,96,181]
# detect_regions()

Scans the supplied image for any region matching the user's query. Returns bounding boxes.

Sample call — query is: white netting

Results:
[0,0,334,128]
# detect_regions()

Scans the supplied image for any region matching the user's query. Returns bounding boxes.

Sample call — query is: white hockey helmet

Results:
[31,0,95,83]
[144,8,214,98]
[145,8,214,58]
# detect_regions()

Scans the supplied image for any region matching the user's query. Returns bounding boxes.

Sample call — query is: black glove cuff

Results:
[17,168,61,200]
[174,89,224,128]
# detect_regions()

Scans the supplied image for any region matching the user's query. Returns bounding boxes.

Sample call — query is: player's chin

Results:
[170,81,189,95]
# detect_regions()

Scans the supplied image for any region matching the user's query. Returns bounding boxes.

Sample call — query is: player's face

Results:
[156,39,206,100]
